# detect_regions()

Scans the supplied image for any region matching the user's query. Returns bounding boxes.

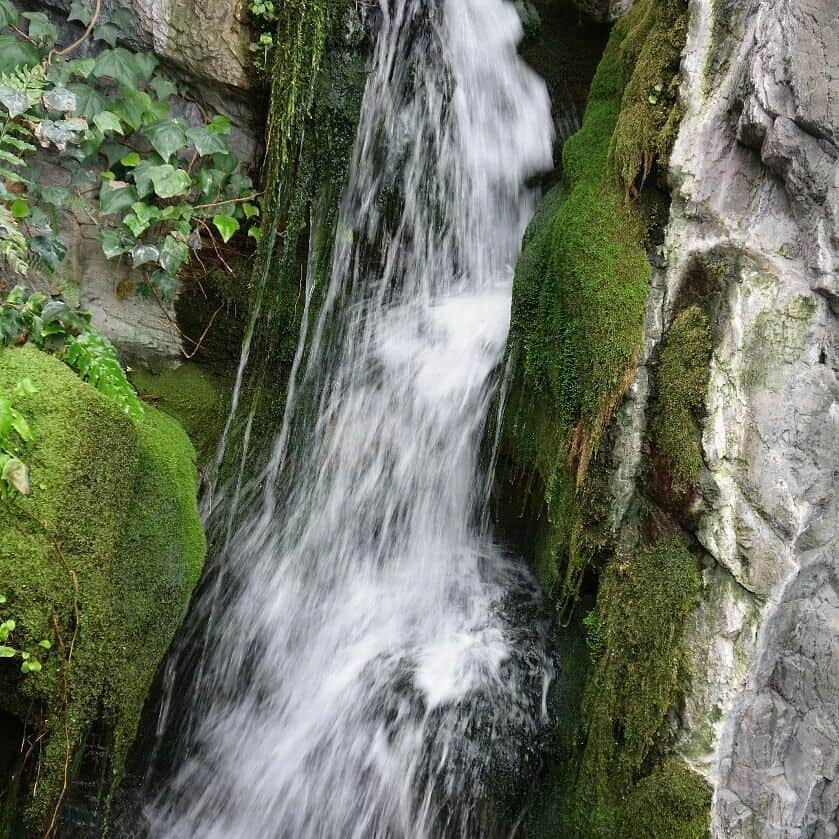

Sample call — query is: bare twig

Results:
[49,0,102,60]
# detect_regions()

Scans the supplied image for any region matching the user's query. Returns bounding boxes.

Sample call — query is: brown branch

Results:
[49,0,102,60]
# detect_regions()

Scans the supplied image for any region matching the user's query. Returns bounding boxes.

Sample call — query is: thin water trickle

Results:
[146,2,555,836]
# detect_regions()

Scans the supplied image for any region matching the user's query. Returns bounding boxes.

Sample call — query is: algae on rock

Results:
[0,346,205,834]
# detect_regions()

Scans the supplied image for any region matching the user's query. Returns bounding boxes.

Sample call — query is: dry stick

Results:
[48,0,101,61]
[191,192,264,213]
[148,280,224,359]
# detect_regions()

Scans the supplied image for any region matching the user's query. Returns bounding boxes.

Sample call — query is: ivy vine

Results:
[0,0,260,301]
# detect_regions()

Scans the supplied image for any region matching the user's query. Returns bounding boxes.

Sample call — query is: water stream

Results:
[145,2,554,835]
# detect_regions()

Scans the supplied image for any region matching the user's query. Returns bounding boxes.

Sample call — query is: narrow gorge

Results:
[0,0,835,838]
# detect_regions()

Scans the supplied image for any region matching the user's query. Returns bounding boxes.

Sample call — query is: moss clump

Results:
[610,0,688,196]
[132,363,229,468]
[623,757,713,838]
[526,535,707,838]
[0,346,205,832]
[650,306,712,499]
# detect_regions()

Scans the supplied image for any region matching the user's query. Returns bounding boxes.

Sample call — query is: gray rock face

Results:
[611,0,838,834]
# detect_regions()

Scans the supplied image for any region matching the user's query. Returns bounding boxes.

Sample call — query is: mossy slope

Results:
[0,346,205,834]
[498,1,712,835]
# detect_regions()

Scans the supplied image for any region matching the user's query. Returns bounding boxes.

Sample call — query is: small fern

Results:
[0,205,28,274]
[64,332,144,422]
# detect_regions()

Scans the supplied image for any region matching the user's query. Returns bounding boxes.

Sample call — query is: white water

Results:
[147,2,554,836]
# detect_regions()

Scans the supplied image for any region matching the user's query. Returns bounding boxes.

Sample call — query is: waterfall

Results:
[146,1,554,836]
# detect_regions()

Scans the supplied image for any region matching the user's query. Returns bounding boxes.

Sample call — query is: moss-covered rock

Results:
[0,346,205,834]
[132,362,229,469]
[649,305,713,501]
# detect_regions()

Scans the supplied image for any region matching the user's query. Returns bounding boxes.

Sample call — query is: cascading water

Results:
[145,2,554,836]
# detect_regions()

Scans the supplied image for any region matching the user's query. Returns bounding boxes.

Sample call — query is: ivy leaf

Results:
[121,212,148,237]
[131,200,160,225]
[113,85,151,131]
[93,48,141,89]
[149,76,177,100]
[67,82,108,119]
[93,22,120,48]
[159,234,188,274]
[0,646,15,658]
[242,202,259,219]
[131,243,159,267]
[0,36,40,73]
[142,119,187,161]
[93,110,123,135]
[206,114,231,135]
[132,52,158,81]
[212,215,239,243]
[10,198,29,219]
[196,167,226,200]
[99,226,133,258]
[146,163,191,199]
[99,179,138,215]
[23,12,57,45]
[120,151,141,167]
[0,0,19,28]
[66,57,96,79]
[68,0,92,24]
[186,125,227,157]
[149,269,178,301]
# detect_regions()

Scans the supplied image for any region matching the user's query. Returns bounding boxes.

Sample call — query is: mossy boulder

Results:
[0,346,206,834]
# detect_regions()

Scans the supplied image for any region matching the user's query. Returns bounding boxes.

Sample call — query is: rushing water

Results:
[145,2,554,836]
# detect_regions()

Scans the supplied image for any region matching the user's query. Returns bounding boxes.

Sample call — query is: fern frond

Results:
[64,332,144,421]
[0,205,29,275]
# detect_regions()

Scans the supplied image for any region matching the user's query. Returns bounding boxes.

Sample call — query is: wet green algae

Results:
[0,346,205,834]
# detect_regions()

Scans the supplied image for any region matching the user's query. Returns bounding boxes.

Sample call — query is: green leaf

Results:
[121,212,147,237]
[149,76,177,100]
[196,167,226,200]
[93,110,123,135]
[131,243,158,267]
[147,163,191,199]
[142,119,187,161]
[23,12,57,44]
[120,151,141,167]
[99,179,138,215]
[68,0,92,24]
[0,35,40,74]
[242,202,259,219]
[93,48,141,89]
[0,646,15,658]
[0,593,6,603]
[67,82,108,119]
[186,125,227,156]
[113,86,151,131]
[99,226,133,258]
[93,22,120,47]
[66,57,96,79]
[212,215,239,243]
[22,659,40,672]
[131,200,160,225]
[0,0,18,28]
[159,234,188,274]
[206,114,231,135]
[132,52,158,81]
[38,639,51,649]
[10,198,28,219]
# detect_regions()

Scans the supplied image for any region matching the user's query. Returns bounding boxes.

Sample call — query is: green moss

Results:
[503,5,663,606]
[526,535,706,838]
[623,757,712,838]
[650,305,713,499]
[610,0,688,196]
[131,363,229,467]
[0,346,205,832]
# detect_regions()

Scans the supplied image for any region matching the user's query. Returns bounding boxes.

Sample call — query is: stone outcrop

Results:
[615,0,839,834]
